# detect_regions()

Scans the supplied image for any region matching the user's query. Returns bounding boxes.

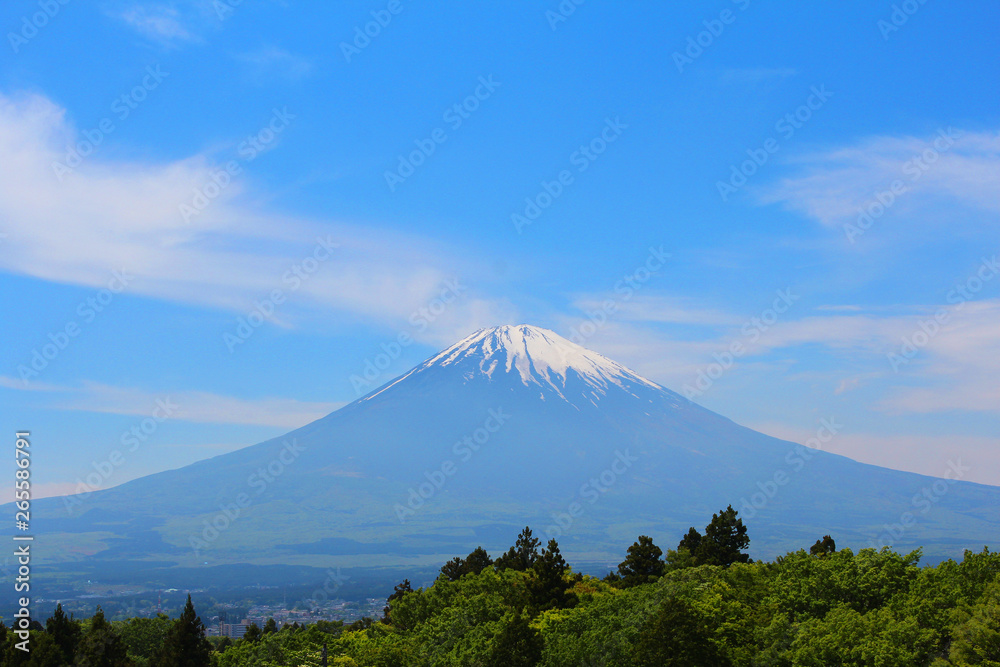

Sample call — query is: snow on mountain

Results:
[362,324,665,409]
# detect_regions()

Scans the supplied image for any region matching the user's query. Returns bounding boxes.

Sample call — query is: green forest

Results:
[4,506,999,666]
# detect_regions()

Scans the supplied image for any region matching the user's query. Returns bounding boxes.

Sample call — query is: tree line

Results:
[3,505,999,665]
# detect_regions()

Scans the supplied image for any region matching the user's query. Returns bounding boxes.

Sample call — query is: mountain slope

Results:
[13,325,1000,590]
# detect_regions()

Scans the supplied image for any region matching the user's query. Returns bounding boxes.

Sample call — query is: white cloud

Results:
[759,128,1000,230]
[0,91,511,343]
[750,421,999,487]
[118,4,197,45]
[557,289,1000,419]
[60,381,343,428]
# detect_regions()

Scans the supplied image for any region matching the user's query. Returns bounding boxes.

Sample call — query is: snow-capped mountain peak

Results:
[362,324,664,408]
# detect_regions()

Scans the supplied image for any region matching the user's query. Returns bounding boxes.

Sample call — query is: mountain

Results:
[9,325,1000,594]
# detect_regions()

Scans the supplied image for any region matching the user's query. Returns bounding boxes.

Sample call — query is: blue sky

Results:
[1,0,998,499]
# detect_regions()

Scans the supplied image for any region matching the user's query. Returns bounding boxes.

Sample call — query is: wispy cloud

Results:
[749,422,999,487]
[60,381,343,428]
[118,4,198,46]
[558,290,1000,418]
[0,91,510,342]
[759,128,1000,230]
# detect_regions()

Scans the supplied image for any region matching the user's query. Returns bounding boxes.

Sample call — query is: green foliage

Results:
[75,606,132,667]
[45,603,81,664]
[633,596,730,666]
[383,579,414,627]
[613,535,665,588]
[495,526,542,572]
[950,575,1000,665]
[114,614,172,667]
[155,594,211,667]
[19,523,1000,666]
[811,534,838,556]
[528,539,572,613]
[441,546,494,581]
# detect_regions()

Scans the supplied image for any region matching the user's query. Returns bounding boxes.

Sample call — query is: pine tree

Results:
[464,546,493,575]
[677,506,751,568]
[242,623,262,643]
[75,606,131,667]
[156,595,212,667]
[45,602,81,664]
[382,579,413,626]
[441,546,494,581]
[698,505,751,567]
[677,527,702,554]
[494,527,541,571]
[440,556,466,581]
[810,535,837,556]
[529,539,570,611]
[262,617,278,634]
[616,535,665,587]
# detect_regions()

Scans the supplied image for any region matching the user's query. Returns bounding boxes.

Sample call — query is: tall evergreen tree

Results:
[675,506,752,568]
[45,602,81,664]
[382,579,413,627]
[262,617,278,635]
[464,546,494,575]
[156,595,212,667]
[810,535,837,556]
[697,505,751,567]
[494,527,541,571]
[529,538,570,611]
[677,527,702,554]
[441,546,494,581]
[75,606,131,667]
[615,535,665,587]
[440,556,467,581]
[241,623,262,643]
